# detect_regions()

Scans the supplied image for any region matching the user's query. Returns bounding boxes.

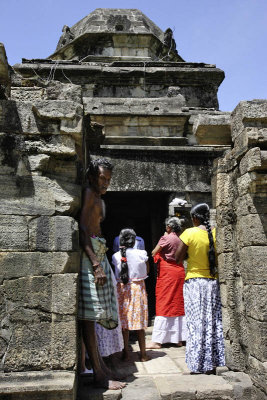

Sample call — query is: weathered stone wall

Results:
[214,100,267,398]
[0,71,82,397]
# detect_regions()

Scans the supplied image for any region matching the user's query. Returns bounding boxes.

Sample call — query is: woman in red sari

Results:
[147,217,187,349]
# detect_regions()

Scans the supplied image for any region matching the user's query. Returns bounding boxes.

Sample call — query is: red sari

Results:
[154,254,185,317]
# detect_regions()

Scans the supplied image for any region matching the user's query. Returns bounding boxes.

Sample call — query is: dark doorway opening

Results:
[102,191,172,320]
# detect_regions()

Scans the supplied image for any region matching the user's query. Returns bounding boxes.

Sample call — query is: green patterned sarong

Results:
[78,237,118,329]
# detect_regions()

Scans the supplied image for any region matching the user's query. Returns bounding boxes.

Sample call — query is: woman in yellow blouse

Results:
[175,203,225,374]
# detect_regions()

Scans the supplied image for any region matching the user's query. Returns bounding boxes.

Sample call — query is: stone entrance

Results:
[0,7,266,400]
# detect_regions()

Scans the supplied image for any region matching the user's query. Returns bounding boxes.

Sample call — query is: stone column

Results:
[214,100,267,399]
[0,78,83,399]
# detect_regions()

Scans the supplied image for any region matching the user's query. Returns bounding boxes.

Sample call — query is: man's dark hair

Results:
[86,158,113,182]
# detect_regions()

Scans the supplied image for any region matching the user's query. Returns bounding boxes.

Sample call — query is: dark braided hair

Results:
[119,228,136,284]
[190,203,217,277]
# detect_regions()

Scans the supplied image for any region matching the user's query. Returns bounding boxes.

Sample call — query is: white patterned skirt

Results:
[183,278,225,373]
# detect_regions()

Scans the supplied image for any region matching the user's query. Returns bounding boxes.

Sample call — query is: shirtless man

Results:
[78,158,126,390]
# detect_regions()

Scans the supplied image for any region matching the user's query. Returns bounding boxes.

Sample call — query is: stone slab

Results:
[193,113,231,145]
[155,374,234,400]
[122,377,160,400]
[239,246,267,284]
[28,216,79,251]
[0,215,29,250]
[239,148,267,175]
[3,317,77,371]
[0,175,80,216]
[3,274,78,315]
[0,371,75,400]
[231,100,267,141]
[0,251,80,281]
[236,214,267,247]
[141,349,182,374]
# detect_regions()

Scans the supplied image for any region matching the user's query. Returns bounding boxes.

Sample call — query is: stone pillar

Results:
[214,100,267,399]
[0,78,83,398]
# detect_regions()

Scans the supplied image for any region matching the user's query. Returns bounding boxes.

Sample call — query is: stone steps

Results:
[77,330,253,400]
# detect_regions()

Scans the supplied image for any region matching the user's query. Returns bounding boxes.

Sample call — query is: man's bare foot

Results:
[121,349,130,361]
[146,342,161,349]
[140,354,151,362]
[94,375,126,390]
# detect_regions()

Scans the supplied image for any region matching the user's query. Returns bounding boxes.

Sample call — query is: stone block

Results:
[11,87,45,101]
[27,154,50,171]
[237,172,257,196]
[231,100,267,142]
[4,276,52,313]
[3,274,77,316]
[0,215,29,250]
[220,282,237,309]
[24,134,76,157]
[239,148,267,175]
[216,225,234,254]
[236,214,267,247]
[215,172,235,207]
[51,274,78,315]
[121,377,160,400]
[193,113,231,145]
[246,317,267,362]
[239,246,267,284]
[45,81,82,103]
[233,127,267,159]
[0,100,23,133]
[155,374,234,400]
[0,371,76,400]
[3,317,76,371]
[216,205,236,228]
[221,371,253,400]
[225,340,246,371]
[213,152,237,174]
[234,193,258,217]
[46,158,78,181]
[0,251,80,280]
[248,355,267,395]
[29,216,79,251]
[218,253,236,282]
[243,284,267,321]
[0,175,80,215]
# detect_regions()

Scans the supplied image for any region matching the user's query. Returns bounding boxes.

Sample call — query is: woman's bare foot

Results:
[146,342,161,349]
[139,354,151,362]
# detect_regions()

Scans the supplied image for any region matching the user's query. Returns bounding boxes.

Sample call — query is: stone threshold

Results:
[100,144,231,152]
[0,370,76,400]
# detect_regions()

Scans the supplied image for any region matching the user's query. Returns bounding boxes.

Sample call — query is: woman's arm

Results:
[151,244,162,257]
[175,239,188,264]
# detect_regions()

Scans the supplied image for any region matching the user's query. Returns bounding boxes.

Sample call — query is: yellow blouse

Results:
[179,227,217,281]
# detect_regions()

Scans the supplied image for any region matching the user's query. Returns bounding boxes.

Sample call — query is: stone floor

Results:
[77,327,248,400]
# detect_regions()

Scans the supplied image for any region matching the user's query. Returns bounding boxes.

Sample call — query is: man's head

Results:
[86,158,113,195]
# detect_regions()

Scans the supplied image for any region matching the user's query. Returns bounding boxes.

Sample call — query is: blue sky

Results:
[1,0,266,111]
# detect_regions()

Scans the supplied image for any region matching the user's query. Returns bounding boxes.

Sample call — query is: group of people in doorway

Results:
[78,157,225,390]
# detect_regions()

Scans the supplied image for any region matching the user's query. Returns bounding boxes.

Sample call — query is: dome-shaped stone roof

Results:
[57,8,164,49]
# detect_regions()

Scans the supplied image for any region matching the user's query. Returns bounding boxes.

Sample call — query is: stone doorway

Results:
[102,191,172,320]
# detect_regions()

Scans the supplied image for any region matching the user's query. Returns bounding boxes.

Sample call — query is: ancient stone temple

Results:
[0,8,266,400]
